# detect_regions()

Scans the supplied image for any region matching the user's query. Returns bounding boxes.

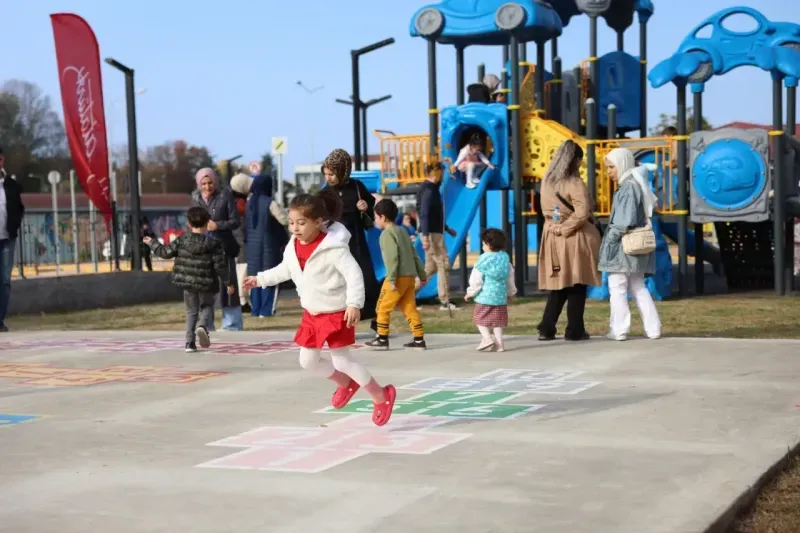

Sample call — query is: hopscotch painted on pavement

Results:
[196,369,602,474]
[0,338,362,356]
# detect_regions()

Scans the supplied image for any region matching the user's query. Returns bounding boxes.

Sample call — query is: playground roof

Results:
[648,7,800,89]
[548,0,654,31]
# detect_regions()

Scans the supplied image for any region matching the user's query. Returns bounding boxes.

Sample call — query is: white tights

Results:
[477,326,503,343]
[298,347,372,386]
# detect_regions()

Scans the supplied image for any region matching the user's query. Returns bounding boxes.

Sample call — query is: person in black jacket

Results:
[322,149,380,330]
[0,148,24,332]
[145,206,233,353]
[417,162,457,311]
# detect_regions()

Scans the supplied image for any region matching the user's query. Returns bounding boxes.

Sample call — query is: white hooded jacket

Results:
[255,221,365,314]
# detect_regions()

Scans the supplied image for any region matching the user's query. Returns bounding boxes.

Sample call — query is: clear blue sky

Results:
[5,0,800,178]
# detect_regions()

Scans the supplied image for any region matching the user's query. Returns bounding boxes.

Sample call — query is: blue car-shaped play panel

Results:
[410,0,562,46]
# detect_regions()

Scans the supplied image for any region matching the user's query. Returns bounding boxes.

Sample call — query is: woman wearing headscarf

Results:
[599,147,661,341]
[192,167,243,331]
[322,148,380,330]
[230,173,254,311]
[536,140,602,341]
[246,173,289,317]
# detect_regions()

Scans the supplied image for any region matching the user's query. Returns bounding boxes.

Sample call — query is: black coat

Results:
[2,175,25,240]
[150,232,229,293]
[332,178,379,320]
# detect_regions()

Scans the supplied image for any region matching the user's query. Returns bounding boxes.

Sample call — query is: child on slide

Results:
[451,132,495,189]
[243,190,396,426]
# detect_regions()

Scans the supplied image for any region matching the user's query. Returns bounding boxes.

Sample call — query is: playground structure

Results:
[355,0,800,300]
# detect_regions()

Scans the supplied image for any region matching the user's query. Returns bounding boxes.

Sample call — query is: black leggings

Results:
[537,284,587,340]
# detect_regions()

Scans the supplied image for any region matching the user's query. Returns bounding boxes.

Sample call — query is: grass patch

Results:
[8,291,800,339]
[732,453,800,533]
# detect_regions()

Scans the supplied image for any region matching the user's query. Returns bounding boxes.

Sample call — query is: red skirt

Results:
[294,310,355,349]
[472,304,509,328]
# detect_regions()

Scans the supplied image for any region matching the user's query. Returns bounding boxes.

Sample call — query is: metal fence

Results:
[12,207,186,279]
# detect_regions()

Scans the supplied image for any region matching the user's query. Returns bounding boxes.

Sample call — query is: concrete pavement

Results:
[1,331,798,533]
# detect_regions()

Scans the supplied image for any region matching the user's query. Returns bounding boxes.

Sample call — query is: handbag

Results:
[355,182,375,230]
[622,219,656,255]
[554,192,603,236]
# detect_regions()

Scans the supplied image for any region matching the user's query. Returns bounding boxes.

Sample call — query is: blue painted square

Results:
[0,414,40,427]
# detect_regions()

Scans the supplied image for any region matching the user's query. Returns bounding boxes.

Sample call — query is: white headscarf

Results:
[605,147,657,218]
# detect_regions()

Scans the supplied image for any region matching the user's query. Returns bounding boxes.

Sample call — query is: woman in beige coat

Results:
[536,140,602,341]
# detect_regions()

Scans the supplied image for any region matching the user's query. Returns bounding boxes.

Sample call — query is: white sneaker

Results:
[606,332,627,341]
[440,302,459,311]
[465,180,476,189]
[476,338,494,351]
[647,333,661,340]
[494,339,505,352]
[195,327,211,348]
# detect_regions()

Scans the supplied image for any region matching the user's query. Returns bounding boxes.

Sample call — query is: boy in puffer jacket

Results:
[145,206,234,352]
[465,228,517,352]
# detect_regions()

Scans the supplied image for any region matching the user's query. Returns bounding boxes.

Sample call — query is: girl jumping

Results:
[243,190,396,426]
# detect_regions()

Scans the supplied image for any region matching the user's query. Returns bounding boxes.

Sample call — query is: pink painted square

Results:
[201,446,367,473]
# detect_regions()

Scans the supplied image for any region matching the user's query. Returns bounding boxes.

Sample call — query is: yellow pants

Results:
[375,276,424,337]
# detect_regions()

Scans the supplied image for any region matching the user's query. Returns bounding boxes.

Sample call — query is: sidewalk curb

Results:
[705,441,800,533]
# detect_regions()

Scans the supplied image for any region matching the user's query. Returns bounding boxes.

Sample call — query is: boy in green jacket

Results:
[366,198,427,351]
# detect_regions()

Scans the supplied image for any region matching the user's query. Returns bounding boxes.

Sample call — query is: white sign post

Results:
[69,170,80,273]
[271,137,288,205]
[47,171,62,275]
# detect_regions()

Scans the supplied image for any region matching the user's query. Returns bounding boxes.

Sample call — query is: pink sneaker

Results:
[331,380,360,409]
[372,385,396,426]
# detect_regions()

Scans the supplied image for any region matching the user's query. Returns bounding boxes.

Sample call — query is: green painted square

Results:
[410,390,520,405]
[327,400,427,415]
[420,402,534,419]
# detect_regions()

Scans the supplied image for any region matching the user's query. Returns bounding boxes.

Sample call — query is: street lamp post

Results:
[296,81,324,189]
[226,154,242,185]
[104,57,143,271]
[336,95,392,167]
[351,38,395,170]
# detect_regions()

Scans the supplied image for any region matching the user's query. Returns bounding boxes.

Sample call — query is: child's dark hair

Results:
[289,190,343,224]
[425,162,444,175]
[481,228,507,252]
[374,198,398,221]
[187,206,211,229]
[661,126,678,137]
[469,132,484,146]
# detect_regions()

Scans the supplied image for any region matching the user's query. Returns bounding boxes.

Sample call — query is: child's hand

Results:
[226,285,235,295]
[449,164,456,174]
[464,294,472,302]
[507,295,514,303]
[344,306,361,327]
[142,236,152,245]
[414,277,426,290]
[388,281,397,292]
[242,276,259,290]
[207,220,218,231]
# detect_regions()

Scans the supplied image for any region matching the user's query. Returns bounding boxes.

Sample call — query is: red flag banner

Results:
[50,13,112,227]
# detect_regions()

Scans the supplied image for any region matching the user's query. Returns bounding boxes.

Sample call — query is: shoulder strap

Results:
[555,191,574,212]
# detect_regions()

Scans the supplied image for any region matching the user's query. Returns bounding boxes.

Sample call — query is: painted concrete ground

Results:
[0,331,798,533]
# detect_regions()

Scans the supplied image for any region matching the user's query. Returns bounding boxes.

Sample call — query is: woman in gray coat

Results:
[192,167,243,331]
[598,148,661,341]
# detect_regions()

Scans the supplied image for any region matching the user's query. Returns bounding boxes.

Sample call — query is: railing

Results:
[11,208,184,278]
[522,136,681,218]
[374,130,438,190]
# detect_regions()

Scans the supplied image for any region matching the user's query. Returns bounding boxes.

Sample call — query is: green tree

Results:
[650,107,713,136]
[0,79,69,192]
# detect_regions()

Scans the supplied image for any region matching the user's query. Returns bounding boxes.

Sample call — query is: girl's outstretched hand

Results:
[242,276,260,290]
[344,306,361,327]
